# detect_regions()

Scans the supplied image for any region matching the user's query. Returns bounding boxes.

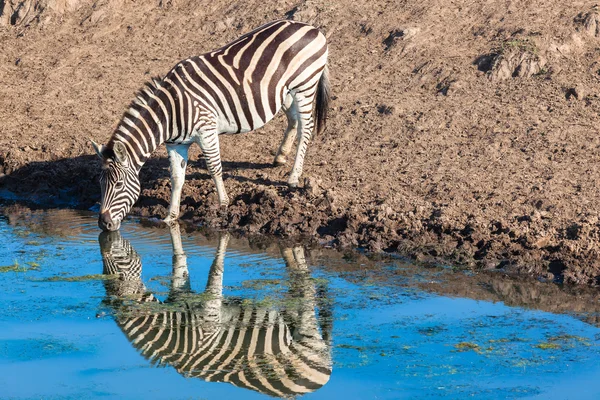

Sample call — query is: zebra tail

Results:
[314,65,330,136]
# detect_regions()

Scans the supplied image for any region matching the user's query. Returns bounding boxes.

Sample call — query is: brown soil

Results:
[3,0,600,285]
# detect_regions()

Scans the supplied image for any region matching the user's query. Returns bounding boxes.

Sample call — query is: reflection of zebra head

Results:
[98,223,332,397]
[98,231,146,299]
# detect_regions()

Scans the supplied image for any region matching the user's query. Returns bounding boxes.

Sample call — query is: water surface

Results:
[0,209,599,399]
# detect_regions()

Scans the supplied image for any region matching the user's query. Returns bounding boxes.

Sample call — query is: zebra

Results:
[92,19,330,231]
[99,222,332,397]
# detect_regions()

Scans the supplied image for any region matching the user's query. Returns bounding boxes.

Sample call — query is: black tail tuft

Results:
[314,65,330,136]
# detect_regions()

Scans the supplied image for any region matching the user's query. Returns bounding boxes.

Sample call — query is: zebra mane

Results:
[109,76,166,150]
[128,76,165,112]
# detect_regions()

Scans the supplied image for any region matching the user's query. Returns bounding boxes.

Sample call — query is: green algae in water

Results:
[241,279,286,290]
[337,344,368,352]
[417,325,447,336]
[533,334,592,350]
[26,262,41,270]
[40,274,119,282]
[0,260,41,273]
[454,342,481,352]
[0,261,27,273]
[549,334,591,346]
[0,338,81,362]
[535,342,561,350]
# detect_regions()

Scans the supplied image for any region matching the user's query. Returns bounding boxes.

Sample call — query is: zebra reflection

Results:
[98,224,331,397]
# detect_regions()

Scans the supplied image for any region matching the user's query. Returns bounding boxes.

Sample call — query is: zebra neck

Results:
[114,91,176,172]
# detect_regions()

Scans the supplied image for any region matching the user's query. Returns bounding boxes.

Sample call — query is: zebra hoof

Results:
[164,213,179,224]
[288,180,299,189]
[273,156,287,167]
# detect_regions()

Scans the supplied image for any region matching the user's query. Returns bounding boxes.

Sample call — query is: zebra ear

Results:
[113,141,128,165]
[90,140,105,159]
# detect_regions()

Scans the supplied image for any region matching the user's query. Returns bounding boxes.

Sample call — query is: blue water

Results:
[0,209,599,400]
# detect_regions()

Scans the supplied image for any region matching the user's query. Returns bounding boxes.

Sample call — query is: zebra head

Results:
[92,140,141,231]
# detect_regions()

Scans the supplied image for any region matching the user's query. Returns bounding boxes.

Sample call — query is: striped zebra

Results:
[92,19,330,231]
[99,222,332,397]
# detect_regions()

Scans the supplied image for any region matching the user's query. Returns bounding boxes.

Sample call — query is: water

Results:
[0,209,600,399]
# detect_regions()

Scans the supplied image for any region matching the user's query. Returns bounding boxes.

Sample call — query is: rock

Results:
[304,176,323,197]
[533,236,551,249]
[214,21,227,31]
[575,8,600,37]
[89,9,106,25]
[572,83,586,100]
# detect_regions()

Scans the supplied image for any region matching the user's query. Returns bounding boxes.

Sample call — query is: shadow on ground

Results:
[0,155,279,210]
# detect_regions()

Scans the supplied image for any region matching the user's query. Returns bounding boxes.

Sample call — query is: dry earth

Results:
[3,0,600,285]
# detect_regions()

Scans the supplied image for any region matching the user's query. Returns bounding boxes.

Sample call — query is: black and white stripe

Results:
[99,230,146,298]
[92,19,330,231]
[98,223,332,397]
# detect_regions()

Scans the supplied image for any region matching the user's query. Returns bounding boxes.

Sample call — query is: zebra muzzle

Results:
[99,212,121,231]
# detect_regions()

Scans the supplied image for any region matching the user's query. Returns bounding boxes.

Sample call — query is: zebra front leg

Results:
[274,94,298,166]
[165,143,190,222]
[288,93,315,188]
[196,129,229,208]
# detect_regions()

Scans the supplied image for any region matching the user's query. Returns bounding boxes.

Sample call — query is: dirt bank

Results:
[2,0,600,285]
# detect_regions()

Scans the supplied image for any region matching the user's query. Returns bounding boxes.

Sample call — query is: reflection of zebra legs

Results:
[198,229,230,327]
[281,246,330,356]
[167,222,230,315]
[168,221,189,294]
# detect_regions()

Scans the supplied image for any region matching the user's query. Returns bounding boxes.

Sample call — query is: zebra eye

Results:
[115,180,124,190]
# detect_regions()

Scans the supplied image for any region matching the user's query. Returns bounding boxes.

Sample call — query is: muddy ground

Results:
[2,0,600,285]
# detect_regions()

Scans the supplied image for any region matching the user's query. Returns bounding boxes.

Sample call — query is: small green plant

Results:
[534,67,549,77]
[500,38,538,55]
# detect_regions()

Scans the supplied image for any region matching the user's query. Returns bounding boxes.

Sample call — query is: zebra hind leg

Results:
[273,93,298,167]
[287,90,316,188]
[165,143,190,222]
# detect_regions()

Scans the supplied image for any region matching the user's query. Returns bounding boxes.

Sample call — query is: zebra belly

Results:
[217,89,286,134]
[165,136,197,146]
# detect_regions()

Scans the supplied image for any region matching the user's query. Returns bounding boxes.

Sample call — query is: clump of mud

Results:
[476,38,547,80]
[575,7,600,37]
[0,0,79,27]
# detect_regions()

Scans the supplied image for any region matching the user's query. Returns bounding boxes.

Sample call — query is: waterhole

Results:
[0,209,599,399]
